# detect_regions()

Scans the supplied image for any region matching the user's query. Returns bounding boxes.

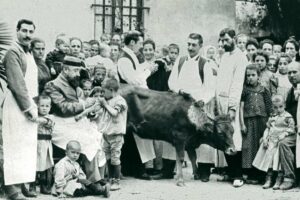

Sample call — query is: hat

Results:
[63,56,84,67]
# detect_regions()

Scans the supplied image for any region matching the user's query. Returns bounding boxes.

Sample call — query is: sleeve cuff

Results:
[22,105,34,113]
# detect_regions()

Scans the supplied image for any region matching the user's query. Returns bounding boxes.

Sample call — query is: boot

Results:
[28,182,37,195]
[90,183,110,198]
[273,175,283,190]
[21,184,37,198]
[262,175,272,189]
[111,165,121,191]
[279,180,294,190]
[40,183,51,195]
[40,170,52,195]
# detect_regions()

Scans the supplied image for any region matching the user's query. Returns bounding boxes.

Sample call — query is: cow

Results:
[121,85,236,186]
[75,85,236,186]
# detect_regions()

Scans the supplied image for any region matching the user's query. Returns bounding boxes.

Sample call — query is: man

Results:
[277,61,300,190]
[2,19,38,200]
[216,28,249,187]
[117,31,157,179]
[44,56,109,192]
[31,38,51,94]
[168,33,216,182]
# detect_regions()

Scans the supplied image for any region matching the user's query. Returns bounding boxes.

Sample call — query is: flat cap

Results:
[63,56,84,67]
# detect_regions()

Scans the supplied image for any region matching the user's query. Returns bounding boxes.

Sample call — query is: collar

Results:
[123,46,136,58]
[16,41,31,53]
[187,54,201,61]
[65,156,77,165]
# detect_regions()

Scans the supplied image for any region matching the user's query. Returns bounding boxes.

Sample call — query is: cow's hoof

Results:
[176,180,185,187]
[194,174,201,180]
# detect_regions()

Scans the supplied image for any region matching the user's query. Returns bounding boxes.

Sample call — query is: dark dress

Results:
[146,59,170,91]
[35,58,51,94]
[241,84,272,168]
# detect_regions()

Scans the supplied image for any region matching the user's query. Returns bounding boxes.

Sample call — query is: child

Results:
[253,95,295,190]
[276,53,292,101]
[236,33,248,53]
[267,55,278,73]
[93,78,128,191]
[253,51,278,95]
[240,64,273,184]
[80,79,93,100]
[28,95,55,196]
[100,33,111,45]
[52,140,110,198]
[93,65,107,87]
[45,36,69,78]
[82,41,91,58]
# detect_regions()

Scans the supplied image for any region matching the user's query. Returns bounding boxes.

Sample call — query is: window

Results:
[92,0,149,39]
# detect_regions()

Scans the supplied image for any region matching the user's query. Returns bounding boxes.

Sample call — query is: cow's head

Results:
[210,115,235,155]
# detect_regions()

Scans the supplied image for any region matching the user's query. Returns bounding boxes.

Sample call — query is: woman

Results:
[283,37,299,61]
[70,37,82,57]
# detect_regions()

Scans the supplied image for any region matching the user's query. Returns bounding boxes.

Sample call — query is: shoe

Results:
[40,184,51,195]
[279,181,294,190]
[262,176,272,189]
[103,183,111,198]
[273,176,283,190]
[8,193,27,200]
[21,184,37,198]
[110,179,120,191]
[233,179,244,188]
[137,172,152,180]
[193,173,201,180]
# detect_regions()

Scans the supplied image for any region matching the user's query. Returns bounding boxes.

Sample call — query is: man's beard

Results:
[67,76,80,88]
[224,43,235,52]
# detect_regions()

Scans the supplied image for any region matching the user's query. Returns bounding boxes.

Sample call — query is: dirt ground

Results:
[1,166,300,200]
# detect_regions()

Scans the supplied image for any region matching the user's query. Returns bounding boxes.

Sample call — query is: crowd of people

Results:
[1,18,300,200]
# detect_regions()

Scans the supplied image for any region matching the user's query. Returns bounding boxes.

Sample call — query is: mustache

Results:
[24,37,31,41]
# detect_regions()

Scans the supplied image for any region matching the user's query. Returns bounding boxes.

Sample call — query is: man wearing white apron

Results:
[216,28,249,187]
[168,33,216,181]
[2,19,38,200]
[117,31,157,178]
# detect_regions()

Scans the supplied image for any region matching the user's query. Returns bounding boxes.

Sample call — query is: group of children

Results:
[25,28,300,198]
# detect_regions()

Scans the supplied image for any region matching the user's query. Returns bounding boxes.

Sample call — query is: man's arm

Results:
[3,49,33,112]
[44,82,92,116]
[117,57,144,86]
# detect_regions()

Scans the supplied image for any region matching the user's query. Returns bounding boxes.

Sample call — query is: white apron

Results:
[295,85,300,167]
[133,134,156,163]
[52,116,101,162]
[2,51,38,185]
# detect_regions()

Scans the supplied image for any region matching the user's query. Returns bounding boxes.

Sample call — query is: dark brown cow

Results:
[119,85,235,186]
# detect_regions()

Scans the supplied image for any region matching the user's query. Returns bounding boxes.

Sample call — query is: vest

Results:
[118,51,137,84]
[178,55,206,83]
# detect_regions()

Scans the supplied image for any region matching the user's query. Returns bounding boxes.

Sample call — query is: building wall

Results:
[144,0,236,52]
[1,0,235,53]
[0,0,95,51]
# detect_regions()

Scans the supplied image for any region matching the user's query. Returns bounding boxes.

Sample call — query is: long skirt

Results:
[242,116,267,169]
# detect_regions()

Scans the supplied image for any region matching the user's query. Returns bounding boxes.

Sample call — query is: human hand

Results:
[228,110,236,121]
[263,139,268,149]
[24,108,38,122]
[36,117,48,124]
[58,193,66,199]
[97,97,107,106]
[241,124,247,135]
[278,133,288,141]
[50,67,57,76]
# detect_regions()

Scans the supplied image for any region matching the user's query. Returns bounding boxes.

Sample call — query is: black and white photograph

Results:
[1,0,300,199]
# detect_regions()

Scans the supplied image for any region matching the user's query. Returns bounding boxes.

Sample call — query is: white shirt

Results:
[117,46,150,88]
[216,48,249,111]
[168,54,215,103]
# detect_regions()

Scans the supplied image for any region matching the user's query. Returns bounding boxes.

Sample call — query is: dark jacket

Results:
[286,87,298,124]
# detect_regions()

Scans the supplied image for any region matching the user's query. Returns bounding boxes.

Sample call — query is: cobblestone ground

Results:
[1,166,299,200]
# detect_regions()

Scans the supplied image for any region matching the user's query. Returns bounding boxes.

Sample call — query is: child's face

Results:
[103,87,113,100]
[237,37,247,52]
[262,43,273,55]
[169,48,179,62]
[38,99,51,116]
[94,69,106,82]
[82,82,92,97]
[101,36,111,45]
[66,146,81,162]
[82,43,91,58]
[93,92,103,98]
[246,44,257,58]
[267,58,277,73]
[90,44,99,57]
[143,43,155,61]
[278,57,289,74]
[273,101,285,115]
[206,48,216,60]
[78,53,85,61]
[100,47,111,58]
[255,55,267,70]
[57,42,70,54]
[273,45,282,57]
[246,69,259,86]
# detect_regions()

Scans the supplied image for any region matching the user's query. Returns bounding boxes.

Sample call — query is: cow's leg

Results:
[175,145,185,186]
[187,148,199,180]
